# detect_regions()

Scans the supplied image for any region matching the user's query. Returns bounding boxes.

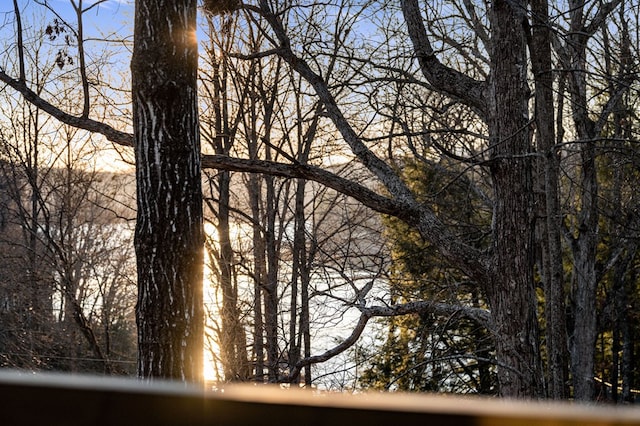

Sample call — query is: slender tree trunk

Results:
[131,0,204,382]
[530,0,568,399]
[247,90,265,381]
[610,166,636,402]
[570,141,598,401]
[264,169,279,382]
[249,174,265,381]
[27,111,49,334]
[621,263,637,402]
[301,257,311,387]
[64,276,112,373]
[288,96,317,383]
[217,168,250,380]
[259,77,280,382]
[288,178,305,377]
[562,0,599,400]
[209,46,249,381]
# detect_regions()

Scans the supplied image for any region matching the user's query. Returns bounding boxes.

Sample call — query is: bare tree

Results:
[0,88,136,375]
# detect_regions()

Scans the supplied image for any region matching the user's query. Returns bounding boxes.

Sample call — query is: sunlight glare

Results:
[204,222,222,382]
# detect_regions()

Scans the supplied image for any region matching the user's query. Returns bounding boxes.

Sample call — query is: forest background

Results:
[0,0,639,403]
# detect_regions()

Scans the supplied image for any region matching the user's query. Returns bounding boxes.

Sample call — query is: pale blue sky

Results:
[4,0,135,42]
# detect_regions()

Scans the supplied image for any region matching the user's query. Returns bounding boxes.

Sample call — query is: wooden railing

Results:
[1,370,639,425]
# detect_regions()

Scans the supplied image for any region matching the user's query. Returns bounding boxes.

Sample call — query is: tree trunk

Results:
[301,255,312,387]
[288,178,305,376]
[530,0,568,399]
[621,263,638,402]
[569,140,598,401]
[264,169,279,382]
[485,0,543,398]
[217,168,250,380]
[567,68,599,403]
[131,0,204,382]
[288,98,317,383]
[249,173,265,381]
[247,94,265,381]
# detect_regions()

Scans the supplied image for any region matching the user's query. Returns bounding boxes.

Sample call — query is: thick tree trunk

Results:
[131,0,204,382]
[485,0,543,398]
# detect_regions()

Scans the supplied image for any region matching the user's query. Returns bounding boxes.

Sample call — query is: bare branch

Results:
[0,70,133,146]
[12,0,25,82]
[401,0,487,118]
[255,0,417,207]
[584,0,623,35]
[201,154,417,221]
[285,300,491,382]
[362,301,491,328]
[71,0,91,118]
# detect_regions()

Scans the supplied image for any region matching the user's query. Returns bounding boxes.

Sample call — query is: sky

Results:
[3,1,135,38]
[39,0,135,51]
[42,0,134,23]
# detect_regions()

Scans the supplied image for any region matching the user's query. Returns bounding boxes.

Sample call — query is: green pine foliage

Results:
[359,159,496,394]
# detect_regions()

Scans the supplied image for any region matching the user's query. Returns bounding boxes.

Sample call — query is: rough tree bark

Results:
[131,0,204,382]
[530,0,568,399]
[485,0,543,397]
